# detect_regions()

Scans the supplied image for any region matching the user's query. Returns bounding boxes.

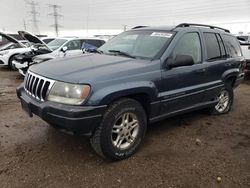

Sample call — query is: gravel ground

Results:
[0,67,250,188]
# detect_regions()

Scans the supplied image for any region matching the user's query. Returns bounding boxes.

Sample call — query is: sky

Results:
[0,0,250,36]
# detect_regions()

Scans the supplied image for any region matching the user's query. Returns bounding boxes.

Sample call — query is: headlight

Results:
[0,51,9,56]
[47,81,91,105]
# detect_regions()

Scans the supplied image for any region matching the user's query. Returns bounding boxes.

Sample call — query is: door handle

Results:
[194,68,206,73]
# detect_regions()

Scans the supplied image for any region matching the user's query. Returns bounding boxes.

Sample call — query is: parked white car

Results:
[0,31,50,69]
[237,35,250,76]
[14,37,105,75]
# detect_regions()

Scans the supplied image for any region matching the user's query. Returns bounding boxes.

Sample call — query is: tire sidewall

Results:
[8,55,17,70]
[213,84,233,114]
[100,100,147,160]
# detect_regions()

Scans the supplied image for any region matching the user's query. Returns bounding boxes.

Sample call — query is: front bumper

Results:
[13,60,28,69]
[0,56,8,66]
[16,84,106,135]
[18,68,26,76]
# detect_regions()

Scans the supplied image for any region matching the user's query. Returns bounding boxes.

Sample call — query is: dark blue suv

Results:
[17,23,245,160]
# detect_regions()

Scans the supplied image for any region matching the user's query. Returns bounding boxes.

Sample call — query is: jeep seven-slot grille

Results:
[24,71,55,101]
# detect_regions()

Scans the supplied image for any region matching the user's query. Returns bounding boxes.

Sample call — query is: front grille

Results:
[24,71,55,101]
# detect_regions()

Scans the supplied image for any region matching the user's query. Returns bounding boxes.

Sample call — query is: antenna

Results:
[48,4,63,37]
[25,0,40,34]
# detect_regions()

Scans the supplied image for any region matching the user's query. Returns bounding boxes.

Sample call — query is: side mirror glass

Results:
[61,46,68,53]
[166,54,195,68]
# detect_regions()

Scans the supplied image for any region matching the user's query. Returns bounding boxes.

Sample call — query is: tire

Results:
[8,55,17,70]
[209,82,234,115]
[90,98,147,160]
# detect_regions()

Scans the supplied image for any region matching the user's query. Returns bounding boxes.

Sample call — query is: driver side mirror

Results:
[61,46,68,53]
[166,54,195,68]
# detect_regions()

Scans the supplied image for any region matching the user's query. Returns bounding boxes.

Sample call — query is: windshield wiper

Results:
[108,50,135,59]
[96,49,104,54]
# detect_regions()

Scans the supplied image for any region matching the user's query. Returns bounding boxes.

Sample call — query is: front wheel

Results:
[8,55,17,70]
[209,83,234,115]
[90,98,147,160]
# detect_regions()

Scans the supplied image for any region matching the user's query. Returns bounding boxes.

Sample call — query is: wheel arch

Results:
[221,68,239,87]
[87,82,159,118]
[8,53,20,65]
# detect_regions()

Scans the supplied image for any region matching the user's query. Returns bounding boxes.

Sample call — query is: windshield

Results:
[99,30,174,59]
[47,39,67,51]
[0,42,22,51]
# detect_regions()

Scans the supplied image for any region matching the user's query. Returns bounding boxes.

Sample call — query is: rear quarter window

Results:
[222,34,242,57]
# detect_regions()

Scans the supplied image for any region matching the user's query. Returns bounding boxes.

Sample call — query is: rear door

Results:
[202,32,243,102]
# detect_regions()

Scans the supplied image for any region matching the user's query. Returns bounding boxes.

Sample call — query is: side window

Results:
[204,33,221,61]
[85,40,103,48]
[222,34,242,57]
[216,34,226,58]
[172,32,201,64]
[64,40,82,50]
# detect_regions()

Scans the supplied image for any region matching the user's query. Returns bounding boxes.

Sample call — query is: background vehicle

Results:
[237,35,250,77]
[0,40,30,51]
[0,32,32,69]
[15,37,105,75]
[0,31,52,70]
[17,23,244,160]
[40,37,56,44]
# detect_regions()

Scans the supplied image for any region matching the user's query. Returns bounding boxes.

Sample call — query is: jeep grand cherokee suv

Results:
[17,23,245,160]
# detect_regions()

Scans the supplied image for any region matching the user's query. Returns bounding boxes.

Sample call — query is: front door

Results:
[159,32,207,115]
[60,39,83,57]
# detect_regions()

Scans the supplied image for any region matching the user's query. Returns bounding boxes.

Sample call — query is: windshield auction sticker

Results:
[150,32,173,38]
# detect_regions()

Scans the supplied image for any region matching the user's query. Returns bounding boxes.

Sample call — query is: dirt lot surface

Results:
[0,67,249,188]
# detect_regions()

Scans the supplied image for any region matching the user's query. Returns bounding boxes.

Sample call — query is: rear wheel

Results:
[90,98,147,160]
[209,83,233,115]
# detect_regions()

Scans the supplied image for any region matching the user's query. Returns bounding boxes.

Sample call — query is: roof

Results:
[132,23,231,34]
[132,26,175,31]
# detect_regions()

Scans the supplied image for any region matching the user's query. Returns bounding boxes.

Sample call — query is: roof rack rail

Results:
[132,26,148,29]
[175,23,230,33]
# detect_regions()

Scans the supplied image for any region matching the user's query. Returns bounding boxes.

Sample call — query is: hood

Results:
[0,31,23,46]
[18,31,51,50]
[30,54,153,83]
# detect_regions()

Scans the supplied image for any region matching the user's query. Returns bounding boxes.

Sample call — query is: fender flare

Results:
[86,81,159,106]
[221,68,239,82]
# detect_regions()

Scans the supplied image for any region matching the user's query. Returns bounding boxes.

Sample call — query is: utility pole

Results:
[23,19,27,30]
[123,25,127,31]
[48,4,63,37]
[25,0,40,34]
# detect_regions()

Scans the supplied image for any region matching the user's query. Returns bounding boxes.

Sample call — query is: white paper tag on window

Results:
[150,32,172,38]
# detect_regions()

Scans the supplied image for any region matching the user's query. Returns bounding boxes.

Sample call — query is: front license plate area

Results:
[21,99,33,117]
